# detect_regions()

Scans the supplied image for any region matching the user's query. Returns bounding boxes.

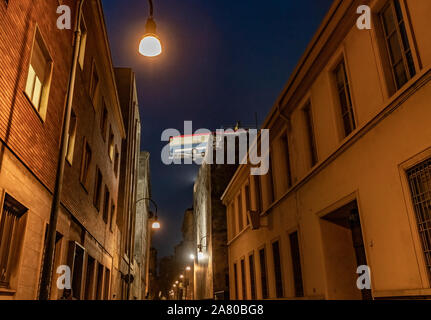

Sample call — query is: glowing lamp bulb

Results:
[186,266,191,271]
[139,35,162,57]
[189,254,195,260]
[197,251,205,260]
[152,220,161,229]
[180,275,184,279]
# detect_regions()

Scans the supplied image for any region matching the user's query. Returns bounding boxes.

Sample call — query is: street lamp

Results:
[136,197,161,229]
[139,0,162,57]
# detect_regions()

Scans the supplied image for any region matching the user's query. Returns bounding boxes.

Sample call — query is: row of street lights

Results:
[170,265,193,300]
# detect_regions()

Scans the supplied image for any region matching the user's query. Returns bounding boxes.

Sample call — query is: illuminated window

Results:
[25,27,52,119]
[66,109,77,164]
[78,18,87,69]
[108,127,114,161]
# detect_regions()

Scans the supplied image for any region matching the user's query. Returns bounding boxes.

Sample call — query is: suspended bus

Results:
[169,133,212,159]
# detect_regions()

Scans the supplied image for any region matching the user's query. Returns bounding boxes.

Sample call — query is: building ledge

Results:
[0,287,16,296]
[374,288,431,299]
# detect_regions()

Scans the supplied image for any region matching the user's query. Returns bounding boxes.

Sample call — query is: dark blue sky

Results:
[102,0,333,258]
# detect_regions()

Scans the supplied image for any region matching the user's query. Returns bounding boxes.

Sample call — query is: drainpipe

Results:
[39,0,86,300]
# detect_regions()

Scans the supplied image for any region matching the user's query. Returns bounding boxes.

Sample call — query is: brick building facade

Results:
[0,0,145,300]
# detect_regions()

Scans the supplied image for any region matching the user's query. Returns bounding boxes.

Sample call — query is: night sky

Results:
[102,0,333,258]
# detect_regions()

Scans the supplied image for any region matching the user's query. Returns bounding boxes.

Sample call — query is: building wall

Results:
[133,151,151,299]
[193,155,237,300]
[113,68,141,299]
[222,0,431,300]
[0,0,126,300]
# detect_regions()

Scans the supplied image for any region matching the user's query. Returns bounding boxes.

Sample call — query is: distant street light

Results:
[139,0,162,57]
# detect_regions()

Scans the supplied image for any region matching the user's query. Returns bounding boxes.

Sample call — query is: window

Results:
[303,102,318,167]
[93,167,102,210]
[259,247,268,299]
[233,263,238,300]
[66,109,77,164]
[252,175,262,213]
[407,158,431,281]
[96,263,104,300]
[78,18,87,69]
[334,61,356,137]
[25,28,52,119]
[237,193,243,231]
[100,102,108,141]
[289,231,304,297]
[249,253,256,300]
[114,146,119,176]
[84,255,95,300]
[110,203,115,232]
[80,139,92,188]
[241,258,247,300]
[380,0,416,91]
[0,194,28,287]
[272,241,283,298]
[108,127,114,161]
[104,268,110,300]
[230,203,236,239]
[90,64,100,108]
[102,186,110,224]
[69,241,85,300]
[245,184,251,225]
[281,131,293,188]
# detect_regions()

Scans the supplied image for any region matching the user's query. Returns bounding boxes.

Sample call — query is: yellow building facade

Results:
[222,0,431,300]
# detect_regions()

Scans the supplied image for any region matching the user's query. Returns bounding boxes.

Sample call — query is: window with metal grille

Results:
[0,194,27,287]
[241,259,247,300]
[272,241,284,298]
[334,61,356,137]
[407,159,431,281]
[259,247,268,299]
[380,0,416,91]
[289,231,304,297]
[249,253,257,300]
